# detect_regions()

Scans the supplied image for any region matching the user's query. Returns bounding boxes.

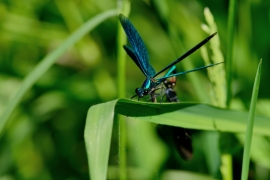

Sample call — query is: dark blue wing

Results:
[123,45,145,74]
[156,62,223,81]
[119,14,156,77]
[153,32,217,78]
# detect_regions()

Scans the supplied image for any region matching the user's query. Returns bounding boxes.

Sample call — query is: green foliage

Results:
[84,100,117,180]
[85,97,269,179]
[241,60,262,180]
[0,9,118,134]
[0,0,269,179]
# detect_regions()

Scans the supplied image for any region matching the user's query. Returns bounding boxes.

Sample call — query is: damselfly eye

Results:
[143,90,149,95]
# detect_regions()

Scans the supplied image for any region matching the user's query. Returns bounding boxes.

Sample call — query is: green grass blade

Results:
[84,100,118,180]
[241,60,262,180]
[84,97,270,179]
[226,0,237,106]
[0,9,118,134]
[115,99,270,135]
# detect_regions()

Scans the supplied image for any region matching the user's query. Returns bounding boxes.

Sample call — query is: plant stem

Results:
[117,1,130,179]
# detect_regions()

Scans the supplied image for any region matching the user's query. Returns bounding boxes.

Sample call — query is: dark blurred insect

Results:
[163,66,179,103]
[162,67,193,160]
[119,13,222,101]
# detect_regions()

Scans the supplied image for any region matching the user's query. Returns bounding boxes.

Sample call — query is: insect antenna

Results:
[131,94,137,99]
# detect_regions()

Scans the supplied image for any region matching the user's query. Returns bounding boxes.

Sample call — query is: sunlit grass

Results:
[0,0,269,179]
[0,10,118,135]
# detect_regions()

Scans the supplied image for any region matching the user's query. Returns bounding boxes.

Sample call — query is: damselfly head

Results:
[135,88,145,98]
[135,88,150,99]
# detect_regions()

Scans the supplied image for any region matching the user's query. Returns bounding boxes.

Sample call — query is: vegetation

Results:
[0,0,269,179]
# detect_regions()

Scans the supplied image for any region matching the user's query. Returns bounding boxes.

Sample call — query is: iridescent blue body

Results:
[119,14,222,100]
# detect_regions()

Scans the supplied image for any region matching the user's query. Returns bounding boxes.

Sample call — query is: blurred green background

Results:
[0,0,270,179]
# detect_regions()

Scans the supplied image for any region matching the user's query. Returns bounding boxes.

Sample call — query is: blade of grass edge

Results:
[115,99,270,135]
[84,100,118,180]
[241,59,262,180]
[0,9,118,135]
